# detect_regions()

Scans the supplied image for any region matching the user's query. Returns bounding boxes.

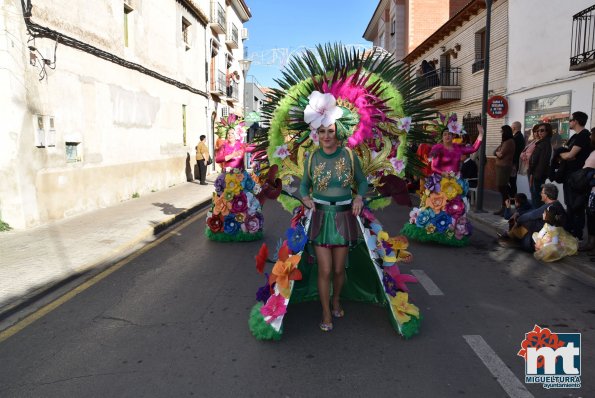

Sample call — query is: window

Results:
[35,115,45,147]
[47,116,56,147]
[182,17,191,51]
[221,106,229,117]
[65,142,80,162]
[391,19,396,36]
[124,4,133,47]
[472,28,486,73]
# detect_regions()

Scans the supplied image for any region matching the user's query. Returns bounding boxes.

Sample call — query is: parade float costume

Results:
[402,114,481,247]
[532,223,578,262]
[247,44,435,340]
[205,116,265,242]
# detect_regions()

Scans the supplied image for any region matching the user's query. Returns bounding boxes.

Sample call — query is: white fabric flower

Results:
[397,116,412,133]
[273,144,290,159]
[309,129,320,146]
[447,120,463,135]
[390,158,405,173]
[303,91,343,129]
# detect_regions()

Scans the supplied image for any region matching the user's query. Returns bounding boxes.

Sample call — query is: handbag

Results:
[206,157,213,166]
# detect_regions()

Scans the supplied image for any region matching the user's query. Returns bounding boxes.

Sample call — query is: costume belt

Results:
[313,198,352,212]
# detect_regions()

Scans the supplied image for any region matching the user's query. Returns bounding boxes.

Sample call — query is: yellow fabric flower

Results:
[440,177,462,200]
[225,173,242,196]
[390,292,420,324]
[388,236,412,263]
[425,192,447,214]
[425,224,436,234]
[212,194,231,216]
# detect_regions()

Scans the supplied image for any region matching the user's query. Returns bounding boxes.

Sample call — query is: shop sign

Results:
[487,95,508,119]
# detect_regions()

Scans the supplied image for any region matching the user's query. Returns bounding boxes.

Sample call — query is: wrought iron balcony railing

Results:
[417,67,461,91]
[570,4,595,71]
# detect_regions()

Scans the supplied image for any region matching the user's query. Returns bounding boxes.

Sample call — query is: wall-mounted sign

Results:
[245,111,261,124]
[487,95,508,119]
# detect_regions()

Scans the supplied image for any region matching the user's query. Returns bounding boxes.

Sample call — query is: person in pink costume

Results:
[429,125,483,174]
[216,128,249,170]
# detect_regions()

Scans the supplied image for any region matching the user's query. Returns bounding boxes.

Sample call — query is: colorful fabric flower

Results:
[409,208,420,224]
[385,265,418,292]
[457,177,469,196]
[273,144,290,159]
[206,214,223,233]
[231,192,248,213]
[224,173,242,196]
[425,223,436,234]
[397,116,412,133]
[454,216,470,239]
[390,292,420,324]
[212,195,231,217]
[303,91,343,129]
[390,158,405,174]
[286,224,308,253]
[269,242,302,290]
[440,177,463,200]
[383,272,398,297]
[415,208,434,228]
[445,197,465,218]
[214,173,226,195]
[424,174,442,192]
[260,293,287,323]
[447,119,463,135]
[255,243,269,274]
[431,212,453,233]
[257,164,282,202]
[309,129,320,145]
[235,213,246,223]
[290,205,306,228]
[223,214,240,235]
[224,191,235,202]
[242,171,255,191]
[425,192,447,214]
[245,214,262,233]
[256,273,272,303]
[245,192,260,215]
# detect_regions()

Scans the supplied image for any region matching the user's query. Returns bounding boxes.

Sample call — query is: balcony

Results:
[226,80,239,102]
[471,59,484,73]
[226,23,239,49]
[209,1,226,35]
[570,5,595,71]
[210,69,226,95]
[417,67,461,105]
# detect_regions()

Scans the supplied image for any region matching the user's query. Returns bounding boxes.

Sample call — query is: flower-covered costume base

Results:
[532,224,578,262]
[402,129,481,247]
[244,44,437,340]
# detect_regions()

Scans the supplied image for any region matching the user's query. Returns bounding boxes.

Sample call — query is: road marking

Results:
[463,335,534,398]
[0,212,204,344]
[411,269,444,296]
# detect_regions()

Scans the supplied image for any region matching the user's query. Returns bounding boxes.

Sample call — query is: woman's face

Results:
[227,130,236,144]
[318,124,338,150]
[442,131,453,144]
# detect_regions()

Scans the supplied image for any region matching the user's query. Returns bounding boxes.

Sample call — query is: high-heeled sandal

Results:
[319,322,333,332]
[332,309,344,318]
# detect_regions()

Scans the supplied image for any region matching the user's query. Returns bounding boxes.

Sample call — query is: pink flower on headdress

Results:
[390,158,405,173]
[309,129,320,146]
[447,120,463,135]
[273,144,290,159]
[304,91,343,129]
[397,117,412,133]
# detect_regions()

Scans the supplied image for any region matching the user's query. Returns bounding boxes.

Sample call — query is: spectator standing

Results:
[493,125,516,215]
[528,123,552,208]
[560,111,591,239]
[510,121,525,196]
[518,124,540,176]
[195,135,210,185]
[461,153,478,187]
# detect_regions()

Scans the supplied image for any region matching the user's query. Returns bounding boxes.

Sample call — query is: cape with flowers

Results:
[246,44,439,340]
[401,113,479,247]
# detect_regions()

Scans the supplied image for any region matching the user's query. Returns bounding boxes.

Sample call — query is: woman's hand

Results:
[352,195,364,216]
[302,196,314,211]
[476,124,484,141]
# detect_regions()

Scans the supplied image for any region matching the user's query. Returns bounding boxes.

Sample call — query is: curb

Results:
[0,199,212,325]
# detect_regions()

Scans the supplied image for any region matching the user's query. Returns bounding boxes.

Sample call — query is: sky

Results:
[243,0,378,88]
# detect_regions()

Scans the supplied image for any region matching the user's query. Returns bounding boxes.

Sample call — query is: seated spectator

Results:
[503,193,533,226]
[461,153,478,188]
[533,203,578,262]
[498,183,562,252]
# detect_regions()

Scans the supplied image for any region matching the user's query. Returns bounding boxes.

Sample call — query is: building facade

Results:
[0,0,250,229]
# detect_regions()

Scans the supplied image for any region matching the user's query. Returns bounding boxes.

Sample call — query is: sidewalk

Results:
[465,189,595,288]
[0,177,215,318]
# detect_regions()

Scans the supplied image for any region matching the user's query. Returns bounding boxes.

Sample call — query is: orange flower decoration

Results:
[255,243,269,274]
[425,192,447,214]
[212,194,232,216]
[269,241,302,290]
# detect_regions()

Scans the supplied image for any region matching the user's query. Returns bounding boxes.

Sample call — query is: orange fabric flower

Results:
[425,192,447,214]
[212,194,231,216]
[269,241,302,290]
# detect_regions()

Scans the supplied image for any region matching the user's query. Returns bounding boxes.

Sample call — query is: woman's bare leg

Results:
[315,245,333,325]
[331,246,348,313]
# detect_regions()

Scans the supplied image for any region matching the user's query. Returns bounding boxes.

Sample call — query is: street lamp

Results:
[239,59,252,117]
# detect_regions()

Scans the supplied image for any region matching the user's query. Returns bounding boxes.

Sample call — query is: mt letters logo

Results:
[518,325,581,389]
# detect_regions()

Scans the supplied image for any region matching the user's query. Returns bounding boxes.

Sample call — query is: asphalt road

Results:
[0,201,593,397]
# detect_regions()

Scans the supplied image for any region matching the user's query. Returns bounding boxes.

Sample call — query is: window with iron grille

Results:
[463,113,482,140]
[472,28,485,73]
[570,4,595,71]
[182,18,191,51]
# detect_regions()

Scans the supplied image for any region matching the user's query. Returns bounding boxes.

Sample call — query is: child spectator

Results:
[532,203,578,262]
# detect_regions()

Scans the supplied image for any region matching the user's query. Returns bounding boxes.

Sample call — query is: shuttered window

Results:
[472,28,485,73]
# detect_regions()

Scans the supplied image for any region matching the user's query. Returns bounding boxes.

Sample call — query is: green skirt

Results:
[309,203,359,247]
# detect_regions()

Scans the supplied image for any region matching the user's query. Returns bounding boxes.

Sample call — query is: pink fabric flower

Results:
[309,129,320,145]
[397,117,412,133]
[260,294,287,323]
[445,197,465,218]
[273,144,290,159]
[409,208,420,224]
[390,158,405,173]
[245,214,262,233]
[447,120,463,135]
[231,192,248,213]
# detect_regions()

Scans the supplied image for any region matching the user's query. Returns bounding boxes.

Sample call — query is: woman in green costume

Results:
[300,122,367,332]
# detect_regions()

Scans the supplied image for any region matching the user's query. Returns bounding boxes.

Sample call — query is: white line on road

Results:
[411,269,444,296]
[463,335,534,398]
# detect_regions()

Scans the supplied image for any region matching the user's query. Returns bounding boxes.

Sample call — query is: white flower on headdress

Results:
[309,129,320,146]
[304,91,343,129]
[447,120,463,135]
[397,116,412,133]
[390,158,405,173]
[273,144,290,159]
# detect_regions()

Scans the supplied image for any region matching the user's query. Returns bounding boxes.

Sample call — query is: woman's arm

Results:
[299,153,314,206]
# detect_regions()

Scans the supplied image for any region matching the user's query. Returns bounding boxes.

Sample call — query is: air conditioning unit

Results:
[241,28,248,40]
